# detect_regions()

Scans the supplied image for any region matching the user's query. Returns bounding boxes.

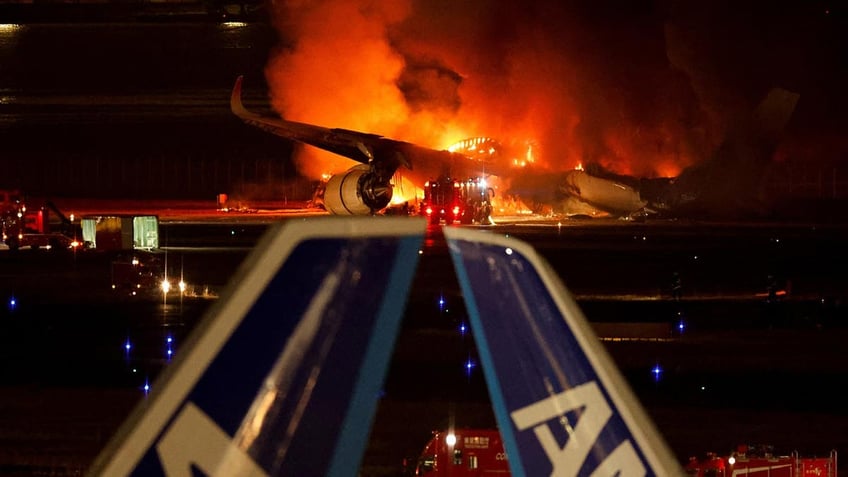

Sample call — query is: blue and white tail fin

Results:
[443,226,683,476]
[88,217,426,476]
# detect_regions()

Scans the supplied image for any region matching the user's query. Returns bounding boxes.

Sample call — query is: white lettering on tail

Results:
[510,381,646,477]
[156,402,268,477]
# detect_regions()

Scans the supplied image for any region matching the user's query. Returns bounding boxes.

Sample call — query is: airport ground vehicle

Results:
[0,192,78,251]
[412,428,509,476]
[684,445,837,477]
[420,176,494,225]
[80,214,159,251]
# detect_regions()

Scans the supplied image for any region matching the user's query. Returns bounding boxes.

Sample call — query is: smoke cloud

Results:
[263,0,843,183]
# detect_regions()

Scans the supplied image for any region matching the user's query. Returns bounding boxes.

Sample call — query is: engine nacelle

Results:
[322,164,393,215]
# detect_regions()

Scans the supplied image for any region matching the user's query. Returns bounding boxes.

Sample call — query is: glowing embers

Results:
[446,137,538,169]
[447,137,499,156]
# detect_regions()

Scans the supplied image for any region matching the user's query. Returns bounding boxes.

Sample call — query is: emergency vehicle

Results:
[413,428,509,476]
[420,176,494,225]
[685,445,837,477]
[1,192,78,251]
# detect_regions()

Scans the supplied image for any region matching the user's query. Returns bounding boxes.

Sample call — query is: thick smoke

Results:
[263,0,843,182]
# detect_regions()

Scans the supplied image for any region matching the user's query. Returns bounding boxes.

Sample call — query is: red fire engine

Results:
[1,191,79,251]
[420,176,494,225]
[685,445,837,477]
[412,428,509,476]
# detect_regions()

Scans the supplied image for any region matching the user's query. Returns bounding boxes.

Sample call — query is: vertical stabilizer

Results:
[88,217,425,476]
[444,227,684,476]
[669,87,800,216]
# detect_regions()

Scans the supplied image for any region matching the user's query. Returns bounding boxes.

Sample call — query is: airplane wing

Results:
[230,76,504,185]
[87,217,426,476]
[443,226,684,476]
[231,76,409,171]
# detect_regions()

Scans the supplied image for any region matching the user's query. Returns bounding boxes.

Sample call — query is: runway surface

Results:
[2,204,847,476]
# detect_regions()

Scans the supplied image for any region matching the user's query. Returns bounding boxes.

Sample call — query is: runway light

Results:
[652,364,662,382]
[8,296,15,311]
[465,357,476,377]
[458,321,467,336]
[165,335,174,360]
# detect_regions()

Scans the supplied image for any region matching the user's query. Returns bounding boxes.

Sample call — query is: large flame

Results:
[262,0,814,185]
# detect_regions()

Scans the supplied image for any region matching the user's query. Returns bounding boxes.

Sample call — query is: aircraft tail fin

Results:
[89,216,683,476]
[443,226,684,476]
[87,217,426,476]
[669,87,800,217]
[230,75,255,119]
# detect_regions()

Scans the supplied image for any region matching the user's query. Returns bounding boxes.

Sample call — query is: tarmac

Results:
[2,204,848,476]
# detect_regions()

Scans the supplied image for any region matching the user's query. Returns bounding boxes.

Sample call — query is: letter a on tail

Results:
[443,227,684,476]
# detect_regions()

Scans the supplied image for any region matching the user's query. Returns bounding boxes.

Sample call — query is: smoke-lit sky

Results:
[260,0,846,180]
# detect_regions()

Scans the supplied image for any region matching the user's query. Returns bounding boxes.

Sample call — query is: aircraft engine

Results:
[322,164,393,215]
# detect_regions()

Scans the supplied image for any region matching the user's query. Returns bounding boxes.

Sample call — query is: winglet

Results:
[230,75,253,119]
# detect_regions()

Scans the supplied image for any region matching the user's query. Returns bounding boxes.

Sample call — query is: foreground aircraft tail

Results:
[443,226,684,476]
[89,217,682,476]
[87,217,426,476]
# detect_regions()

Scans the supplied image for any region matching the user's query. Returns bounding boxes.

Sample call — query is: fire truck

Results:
[685,445,837,477]
[411,428,509,476]
[420,176,494,225]
[1,191,79,251]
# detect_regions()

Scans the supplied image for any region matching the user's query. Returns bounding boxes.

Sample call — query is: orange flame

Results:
[263,0,728,186]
